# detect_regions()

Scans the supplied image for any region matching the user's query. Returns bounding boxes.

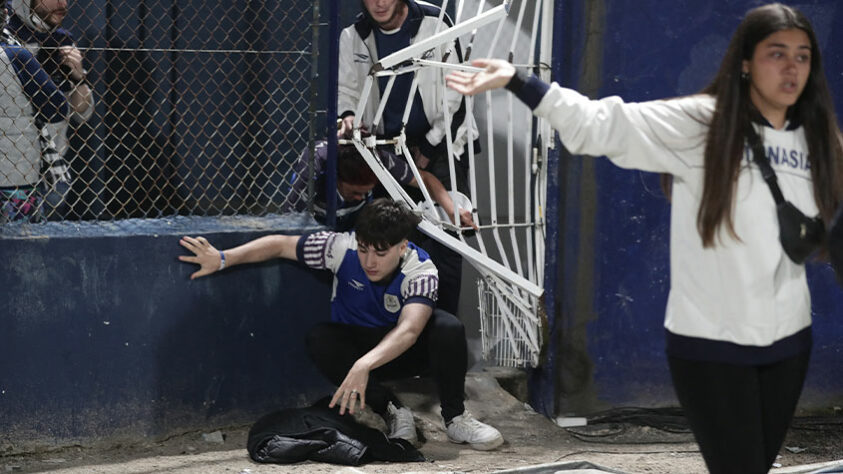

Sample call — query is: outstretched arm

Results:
[329,303,432,415]
[449,58,702,177]
[178,234,300,280]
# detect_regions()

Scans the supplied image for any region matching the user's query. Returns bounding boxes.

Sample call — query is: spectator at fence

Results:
[337,0,477,188]
[179,198,504,451]
[337,0,478,315]
[0,9,68,222]
[8,0,94,213]
[447,3,843,473]
[283,140,475,232]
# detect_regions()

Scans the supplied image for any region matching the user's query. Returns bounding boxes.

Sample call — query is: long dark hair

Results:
[697,3,843,247]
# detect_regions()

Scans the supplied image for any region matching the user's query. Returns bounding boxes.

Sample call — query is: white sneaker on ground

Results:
[385,402,418,445]
[446,411,504,451]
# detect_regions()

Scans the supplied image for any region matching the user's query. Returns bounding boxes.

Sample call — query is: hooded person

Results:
[0,5,68,221]
[7,0,94,203]
[337,0,478,193]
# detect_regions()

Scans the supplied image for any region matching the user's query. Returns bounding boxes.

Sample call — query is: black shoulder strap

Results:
[746,125,786,205]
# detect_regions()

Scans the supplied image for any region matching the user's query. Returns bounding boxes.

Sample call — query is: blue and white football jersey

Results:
[296,231,438,327]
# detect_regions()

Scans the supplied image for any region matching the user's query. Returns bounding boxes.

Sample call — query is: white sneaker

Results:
[446,411,504,451]
[385,402,418,445]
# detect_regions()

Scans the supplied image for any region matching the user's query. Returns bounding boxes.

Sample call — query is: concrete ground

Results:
[3,371,842,474]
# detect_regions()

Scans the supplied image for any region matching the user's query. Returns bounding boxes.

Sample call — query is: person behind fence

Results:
[178,198,504,451]
[337,0,478,189]
[283,140,475,233]
[447,3,842,474]
[8,0,95,213]
[0,8,68,222]
[337,0,479,315]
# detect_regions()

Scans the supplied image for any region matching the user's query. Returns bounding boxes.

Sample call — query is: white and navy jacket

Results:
[338,0,478,159]
[296,231,439,328]
[0,38,68,187]
[513,75,815,365]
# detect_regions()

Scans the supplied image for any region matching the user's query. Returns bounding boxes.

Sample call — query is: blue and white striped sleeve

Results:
[4,46,68,123]
[403,273,439,307]
[400,254,439,307]
[284,141,327,213]
[295,231,352,273]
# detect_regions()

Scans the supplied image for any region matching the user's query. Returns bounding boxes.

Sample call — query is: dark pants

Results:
[413,148,471,315]
[668,351,811,474]
[305,309,467,423]
[413,233,462,315]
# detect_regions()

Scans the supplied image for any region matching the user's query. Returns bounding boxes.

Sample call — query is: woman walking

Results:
[448,4,842,473]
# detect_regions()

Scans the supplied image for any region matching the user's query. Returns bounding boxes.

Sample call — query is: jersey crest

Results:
[384,294,401,313]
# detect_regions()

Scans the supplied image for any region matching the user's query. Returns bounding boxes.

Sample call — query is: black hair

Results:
[337,144,378,186]
[355,198,421,251]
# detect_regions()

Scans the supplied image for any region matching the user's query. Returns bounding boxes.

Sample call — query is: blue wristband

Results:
[218,250,226,271]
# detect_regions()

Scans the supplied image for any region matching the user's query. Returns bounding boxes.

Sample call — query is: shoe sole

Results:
[447,435,504,451]
[389,430,420,447]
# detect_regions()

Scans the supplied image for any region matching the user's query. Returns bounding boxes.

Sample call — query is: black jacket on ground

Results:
[247,397,425,465]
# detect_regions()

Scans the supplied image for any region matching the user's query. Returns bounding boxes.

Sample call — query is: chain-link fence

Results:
[0,0,324,223]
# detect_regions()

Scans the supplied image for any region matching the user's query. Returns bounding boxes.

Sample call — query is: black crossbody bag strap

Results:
[745,124,826,265]
[746,125,786,204]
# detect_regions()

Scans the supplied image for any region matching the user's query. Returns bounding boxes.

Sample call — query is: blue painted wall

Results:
[549,0,843,414]
[0,217,333,452]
